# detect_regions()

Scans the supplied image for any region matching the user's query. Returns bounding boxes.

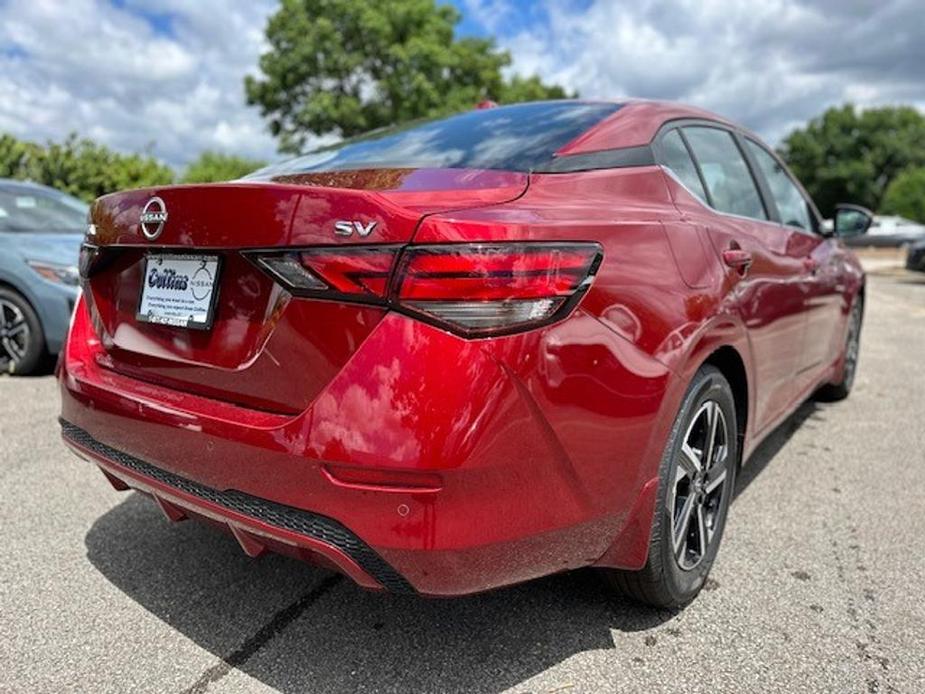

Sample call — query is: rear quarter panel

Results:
[415,166,749,568]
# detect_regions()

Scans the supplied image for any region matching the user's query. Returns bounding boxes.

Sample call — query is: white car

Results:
[842,215,925,247]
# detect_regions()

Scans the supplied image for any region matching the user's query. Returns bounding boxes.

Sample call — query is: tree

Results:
[779,104,925,218]
[0,132,174,202]
[182,151,266,183]
[498,75,569,104]
[0,134,40,179]
[880,167,925,223]
[34,135,175,201]
[245,0,571,153]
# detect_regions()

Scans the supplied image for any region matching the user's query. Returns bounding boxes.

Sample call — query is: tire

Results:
[816,296,863,402]
[605,365,738,608]
[0,287,46,376]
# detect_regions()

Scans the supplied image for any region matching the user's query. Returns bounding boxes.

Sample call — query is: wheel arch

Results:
[0,276,50,353]
[593,332,752,572]
[670,309,754,462]
[701,345,749,465]
[0,275,40,314]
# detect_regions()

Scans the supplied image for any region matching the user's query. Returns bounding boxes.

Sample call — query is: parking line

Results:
[180,573,343,694]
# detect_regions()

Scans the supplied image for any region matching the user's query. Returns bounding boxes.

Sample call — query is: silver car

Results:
[0,179,84,374]
[842,214,925,247]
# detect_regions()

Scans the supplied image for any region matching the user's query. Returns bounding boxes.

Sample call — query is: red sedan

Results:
[59,100,868,606]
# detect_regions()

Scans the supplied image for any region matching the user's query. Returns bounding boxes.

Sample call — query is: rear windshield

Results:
[249,101,621,176]
[0,186,88,233]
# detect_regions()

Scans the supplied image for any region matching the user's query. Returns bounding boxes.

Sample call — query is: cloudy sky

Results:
[1,0,922,171]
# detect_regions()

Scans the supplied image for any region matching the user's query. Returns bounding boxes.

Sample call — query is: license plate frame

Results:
[136,253,222,331]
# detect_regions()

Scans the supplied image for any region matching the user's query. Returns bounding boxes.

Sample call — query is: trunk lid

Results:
[83,168,527,413]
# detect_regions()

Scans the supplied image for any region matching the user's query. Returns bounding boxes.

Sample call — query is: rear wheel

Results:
[816,296,862,402]
[605,365,737,607]
[0,288,45,376]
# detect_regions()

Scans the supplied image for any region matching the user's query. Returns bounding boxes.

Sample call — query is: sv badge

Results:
[334,220,378,237]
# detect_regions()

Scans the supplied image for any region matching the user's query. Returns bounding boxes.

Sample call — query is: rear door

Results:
[661,124,808,434]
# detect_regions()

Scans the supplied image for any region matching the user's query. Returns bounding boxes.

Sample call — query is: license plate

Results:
[137,254,221,330]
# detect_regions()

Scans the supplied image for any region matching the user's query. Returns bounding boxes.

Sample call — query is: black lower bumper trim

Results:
[60,419,415,594]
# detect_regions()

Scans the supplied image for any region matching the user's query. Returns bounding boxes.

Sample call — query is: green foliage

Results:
[245,0,572,153]
[1,135,266,198]
[0,134,40,178]
[779,104,925,218]
[0,132,174,202]
[497,75,569,103]
[182,151,266,183]
[880,167,925,223]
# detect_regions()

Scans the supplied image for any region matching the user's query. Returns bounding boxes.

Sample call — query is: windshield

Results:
[0,186,88,233]
[248,101,622,177]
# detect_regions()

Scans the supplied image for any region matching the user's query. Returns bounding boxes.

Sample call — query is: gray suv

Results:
[0,179,84,374]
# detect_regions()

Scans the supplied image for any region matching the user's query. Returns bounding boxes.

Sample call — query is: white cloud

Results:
[1,0,921,172]
[495,0,925,143]
[0,0,280,170]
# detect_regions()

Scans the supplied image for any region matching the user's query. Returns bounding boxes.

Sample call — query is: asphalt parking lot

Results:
[2,265,924,694]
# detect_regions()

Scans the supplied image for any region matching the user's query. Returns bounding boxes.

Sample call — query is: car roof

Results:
[0,178,63,195]
[558,99,745,155]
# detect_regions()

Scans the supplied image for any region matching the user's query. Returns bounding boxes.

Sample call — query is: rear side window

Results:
[745,140,813,231]
[683,127,767,221]
[249,102,622,176]
[659,129,708,203]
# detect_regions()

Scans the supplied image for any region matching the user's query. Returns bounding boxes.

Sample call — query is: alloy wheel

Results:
[0,298,31,369]
[670,400,729,571]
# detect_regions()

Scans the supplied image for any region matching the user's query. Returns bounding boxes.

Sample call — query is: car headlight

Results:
[26,260,80,287]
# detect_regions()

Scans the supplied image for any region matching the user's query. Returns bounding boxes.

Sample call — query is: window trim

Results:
[729,130,776,224]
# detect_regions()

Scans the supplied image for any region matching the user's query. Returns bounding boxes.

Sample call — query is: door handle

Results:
[722,248,753,273]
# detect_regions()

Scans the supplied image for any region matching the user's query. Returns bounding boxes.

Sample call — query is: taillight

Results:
[78,243,121,287]
[253,246,401,303]
[249,242,601,338]
[394,243,601,337]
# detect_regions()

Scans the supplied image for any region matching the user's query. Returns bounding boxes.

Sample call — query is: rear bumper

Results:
[60,295,679,595]
[60,420,411,592]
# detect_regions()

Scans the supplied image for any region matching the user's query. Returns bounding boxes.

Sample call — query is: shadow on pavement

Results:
[85,493,673,693]
[84,400,822,693]
[735,399,822,498]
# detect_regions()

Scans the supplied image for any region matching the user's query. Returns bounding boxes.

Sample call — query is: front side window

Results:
[659,129,708,203]
[745,140,813,231]
[683,127,767,221]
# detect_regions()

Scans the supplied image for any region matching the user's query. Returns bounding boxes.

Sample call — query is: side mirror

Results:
[833,204,874,238]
